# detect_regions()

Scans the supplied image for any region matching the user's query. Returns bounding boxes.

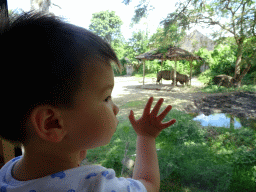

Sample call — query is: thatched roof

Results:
[135,46,203,61]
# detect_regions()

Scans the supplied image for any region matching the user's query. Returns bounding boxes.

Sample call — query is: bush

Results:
[198,69,219,85]
[101,146,124,177]
[210,44,237,75]
[158,143,233,192]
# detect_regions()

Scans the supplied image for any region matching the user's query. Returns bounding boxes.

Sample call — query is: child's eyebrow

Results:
[101,84,114,93]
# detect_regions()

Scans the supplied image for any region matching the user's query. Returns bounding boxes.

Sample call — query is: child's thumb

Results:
[129,110,135,126]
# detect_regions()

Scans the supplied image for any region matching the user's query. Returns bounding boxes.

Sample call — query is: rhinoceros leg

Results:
[156,71,162,84]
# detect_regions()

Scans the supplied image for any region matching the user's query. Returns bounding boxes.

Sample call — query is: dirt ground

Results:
[112,76,256,121]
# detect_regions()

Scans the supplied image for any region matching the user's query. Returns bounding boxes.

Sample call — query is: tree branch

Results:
[173,0,192,22]
[52,3,61,9]
[198,15,235,35]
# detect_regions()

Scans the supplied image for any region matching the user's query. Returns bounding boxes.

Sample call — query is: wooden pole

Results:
[0,0,8,17]
[143,59,145,85]
[174,59,177,86]
[190,60,193,86]
[160,60,163,84]
[121,142,129,176]
[0,139,15,165]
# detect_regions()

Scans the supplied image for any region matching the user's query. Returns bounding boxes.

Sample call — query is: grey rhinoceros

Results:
[156,70,189,85]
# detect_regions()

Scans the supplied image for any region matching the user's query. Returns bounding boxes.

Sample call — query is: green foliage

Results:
[243,72,256,85]
[228,166,256,192]
[211,44,237,75]
[194,48,214,75]
[198,69,218,85]
[156,109,206,149]
[209,128,256,191]
[195,37,256,87]
[149,24,186,56]
[174,145,232,192]
[200,84,256,93]
[111,38,126,60]
[101,146,123,177]
[112,62,126,76]
[125,29,150,62]
[134,72,156,78]
[89,10,123,44]
[129,0,154,26]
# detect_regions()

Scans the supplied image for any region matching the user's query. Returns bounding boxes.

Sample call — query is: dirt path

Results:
[112,76,256,121]
[112,76,209,120]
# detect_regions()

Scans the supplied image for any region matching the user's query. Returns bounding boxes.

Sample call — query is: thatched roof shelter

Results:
[135,47,203,61]
[135,46,203,86]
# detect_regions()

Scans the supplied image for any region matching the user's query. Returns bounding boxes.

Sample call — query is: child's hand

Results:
[77,150,87,166]
[129,97,176,139]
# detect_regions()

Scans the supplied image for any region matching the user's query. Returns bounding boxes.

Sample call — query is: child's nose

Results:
[113,104,119,115]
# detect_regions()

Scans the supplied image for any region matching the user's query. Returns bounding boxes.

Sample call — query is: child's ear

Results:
[30,106,67,143]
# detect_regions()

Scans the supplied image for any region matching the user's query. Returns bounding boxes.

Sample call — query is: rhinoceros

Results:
[156,70,189,85]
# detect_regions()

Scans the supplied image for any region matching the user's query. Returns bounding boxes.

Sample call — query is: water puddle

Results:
[193,113,256,130]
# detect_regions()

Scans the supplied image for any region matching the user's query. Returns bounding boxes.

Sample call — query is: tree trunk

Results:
[234,38,244,87]
[0,0,8,17]
[234,63,252,85]
[230,115,235,130]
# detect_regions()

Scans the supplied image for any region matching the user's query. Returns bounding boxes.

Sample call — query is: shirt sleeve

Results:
[81,168,147,192]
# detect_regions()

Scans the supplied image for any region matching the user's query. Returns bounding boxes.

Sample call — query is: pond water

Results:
[193,113,254,129]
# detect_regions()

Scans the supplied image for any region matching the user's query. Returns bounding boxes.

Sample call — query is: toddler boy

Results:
[0,11,176,192]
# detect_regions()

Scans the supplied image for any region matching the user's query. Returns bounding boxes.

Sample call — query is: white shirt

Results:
[0,156,147,192]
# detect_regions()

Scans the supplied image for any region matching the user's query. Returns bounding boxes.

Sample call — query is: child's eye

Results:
[104,96,111,102]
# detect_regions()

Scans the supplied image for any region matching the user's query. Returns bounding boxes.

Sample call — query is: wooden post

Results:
[160,60,163,84]
[190,60,193,86]
[174,59,177,86]
[0,0,9,18]
[143,59,145,85]
[121,142,129,176]
[0,139,15,165]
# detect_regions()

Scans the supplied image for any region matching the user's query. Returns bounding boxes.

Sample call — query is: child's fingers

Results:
[143,97,154,116]
[157,105,172,122]
[151,98,164,117]
[129,110,136,127]
[161,119,176,129]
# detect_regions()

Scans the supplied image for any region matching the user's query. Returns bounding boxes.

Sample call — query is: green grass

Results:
[200,84,256,93]
[196,74,256,93]
[84,101,256,191]
[134,73,157,78]
[122,100,146,108]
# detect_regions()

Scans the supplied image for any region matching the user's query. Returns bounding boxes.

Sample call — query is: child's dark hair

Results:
[0,11,122,147]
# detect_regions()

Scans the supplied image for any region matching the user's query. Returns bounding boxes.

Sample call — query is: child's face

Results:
[62,61,119,150]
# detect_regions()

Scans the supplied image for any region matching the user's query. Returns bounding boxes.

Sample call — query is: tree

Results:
[149,23,186,53]
[89,10,123,44]
[30,0,61,13]
[122,0,154,26]
[124,0,256,87]
[123,29,150,72]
